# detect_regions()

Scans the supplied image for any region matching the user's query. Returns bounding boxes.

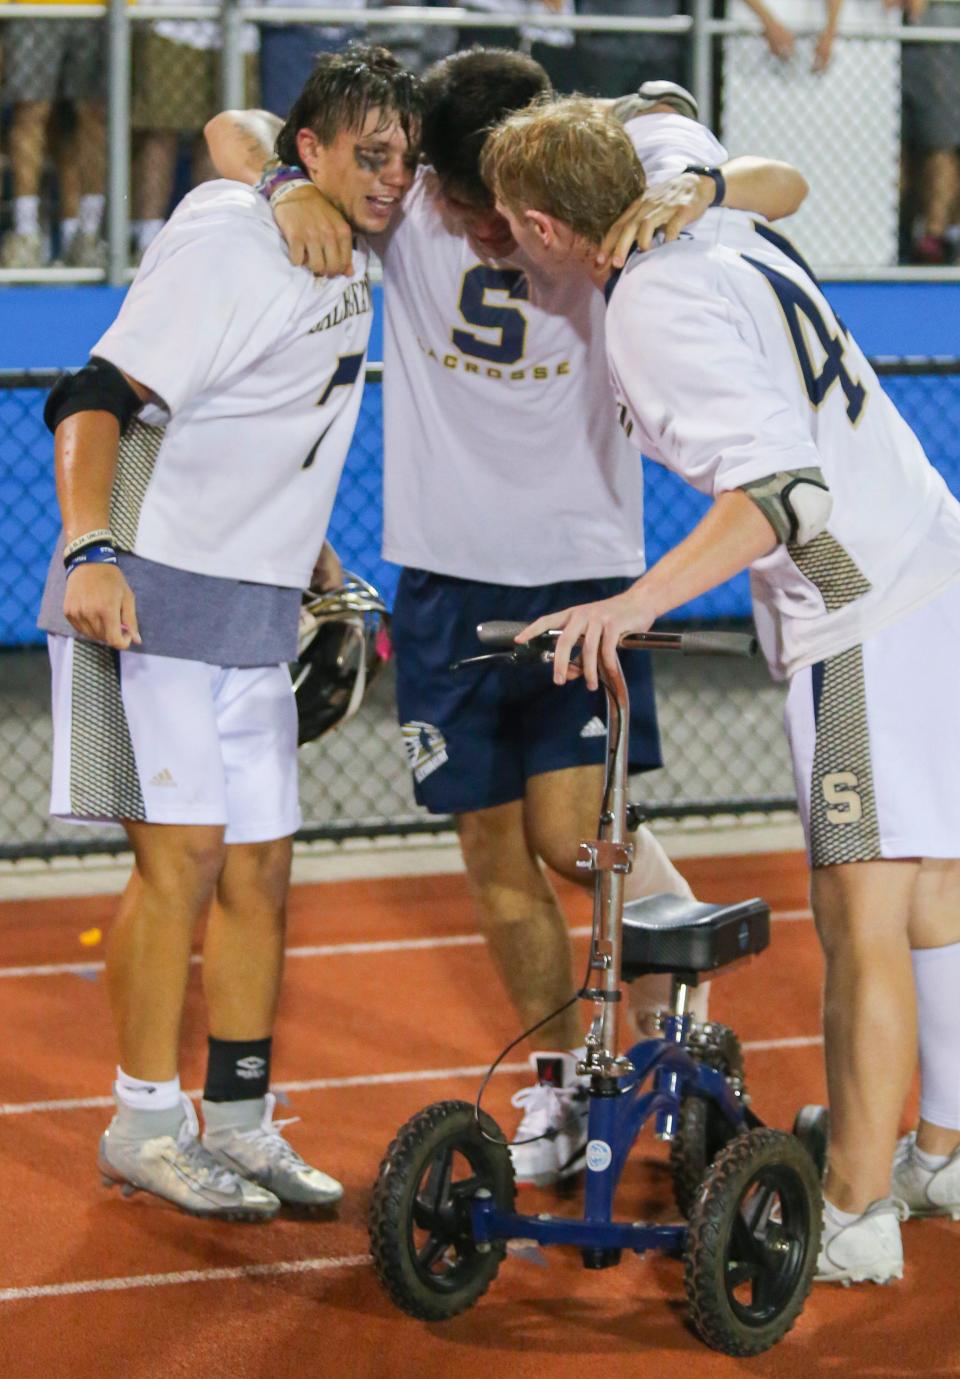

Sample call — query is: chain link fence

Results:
[2,359,958,858]
[2,4,960,279]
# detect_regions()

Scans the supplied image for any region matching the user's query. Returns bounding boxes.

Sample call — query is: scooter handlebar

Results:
[475,622,758,658]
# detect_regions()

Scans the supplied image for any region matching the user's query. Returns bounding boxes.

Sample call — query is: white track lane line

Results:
[0,1035,827,1301]
[0,910,813,981]
[0,1037,823,1118]
[0,1253,372,1304]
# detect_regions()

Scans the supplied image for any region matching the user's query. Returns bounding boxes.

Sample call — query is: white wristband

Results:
[270,178,314,209]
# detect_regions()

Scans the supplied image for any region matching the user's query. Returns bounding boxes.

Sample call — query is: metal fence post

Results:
[691,0,714,131]
[106,0,131,286]
[221,0,246,111]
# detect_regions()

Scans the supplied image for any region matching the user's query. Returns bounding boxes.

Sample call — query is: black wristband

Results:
[684,164,726,208]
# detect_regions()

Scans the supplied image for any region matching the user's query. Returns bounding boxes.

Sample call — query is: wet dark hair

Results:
[276,44,423,167]
[420,48,551,205]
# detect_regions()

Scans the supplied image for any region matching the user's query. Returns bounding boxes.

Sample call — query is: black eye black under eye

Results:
[355,148,387,172]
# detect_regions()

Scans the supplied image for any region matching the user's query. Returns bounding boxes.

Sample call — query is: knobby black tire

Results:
[684,1127,822,1356]
[368,1100,516,1323]
[670,1024,745,1218]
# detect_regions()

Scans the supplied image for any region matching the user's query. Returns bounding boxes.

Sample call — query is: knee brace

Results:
[913,940,960,1130]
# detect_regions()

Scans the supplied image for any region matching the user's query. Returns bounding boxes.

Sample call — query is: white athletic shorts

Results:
[784,579,960,867]
[48,634,301,844]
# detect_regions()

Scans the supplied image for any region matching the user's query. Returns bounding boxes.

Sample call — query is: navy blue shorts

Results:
[392,568,663,816]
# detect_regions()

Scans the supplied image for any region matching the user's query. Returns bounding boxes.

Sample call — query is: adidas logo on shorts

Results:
[149,768,177,787]
[579,717,606,739]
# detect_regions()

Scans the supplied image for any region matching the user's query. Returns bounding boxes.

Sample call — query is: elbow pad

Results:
[612,80,700,125]
[740,467,833,547]
[44,356,142,435]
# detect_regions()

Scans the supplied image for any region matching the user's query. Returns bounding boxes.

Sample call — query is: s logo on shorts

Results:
[402,721,449,784]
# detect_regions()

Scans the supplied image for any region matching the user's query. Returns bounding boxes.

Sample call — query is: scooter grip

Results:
[476,621,529,648]
[680,630,758,658]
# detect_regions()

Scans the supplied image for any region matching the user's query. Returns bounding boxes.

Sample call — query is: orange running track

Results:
[1,850,958,1379]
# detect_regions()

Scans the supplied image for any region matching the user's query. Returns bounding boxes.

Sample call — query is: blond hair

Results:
[481,95,646,246]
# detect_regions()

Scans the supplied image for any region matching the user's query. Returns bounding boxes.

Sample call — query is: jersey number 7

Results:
[302,352,365,470]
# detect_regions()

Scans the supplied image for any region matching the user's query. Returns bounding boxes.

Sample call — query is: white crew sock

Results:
[912,939,960,1130]
[114,1066,182,1112]
[13,195,40,237]
[60,217,79,249]
[913,1144,949,1171]
[823,1197,861,1229]
[79,193,104,237]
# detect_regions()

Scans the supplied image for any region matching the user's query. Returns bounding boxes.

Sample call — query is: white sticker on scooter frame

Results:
[586,1139,612,1172]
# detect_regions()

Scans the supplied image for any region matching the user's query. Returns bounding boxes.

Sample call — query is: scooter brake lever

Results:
[450,645,546,673]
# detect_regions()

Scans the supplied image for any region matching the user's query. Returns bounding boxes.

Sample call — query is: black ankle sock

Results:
[203,1035,272,1102]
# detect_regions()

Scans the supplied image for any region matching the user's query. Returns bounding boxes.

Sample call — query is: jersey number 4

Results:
[742,253,867,425]
[302,352,365,470]
[452,266,528,365]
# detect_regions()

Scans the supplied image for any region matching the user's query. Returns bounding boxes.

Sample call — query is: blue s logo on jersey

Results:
[452,267,529,365]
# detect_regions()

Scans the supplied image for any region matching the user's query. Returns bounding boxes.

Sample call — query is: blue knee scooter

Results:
[369,624,822,1356]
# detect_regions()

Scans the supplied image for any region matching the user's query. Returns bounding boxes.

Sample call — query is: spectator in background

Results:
[367,0,456,78]
[258,0,365,118]
[1,8,106,268]
[738,0,843,69]
[898,0,960,264]
[520,0,578,92]
[130,0,258,261]
[258,0,454,107]
[454,0,577,91]
[573,0,688,97]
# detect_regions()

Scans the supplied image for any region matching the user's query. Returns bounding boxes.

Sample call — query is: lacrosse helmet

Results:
[292,573,391,745]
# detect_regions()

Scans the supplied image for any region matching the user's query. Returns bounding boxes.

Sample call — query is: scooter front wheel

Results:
[369,1100,516,1322]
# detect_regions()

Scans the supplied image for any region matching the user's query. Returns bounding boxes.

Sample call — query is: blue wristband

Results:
[65,543,118,576]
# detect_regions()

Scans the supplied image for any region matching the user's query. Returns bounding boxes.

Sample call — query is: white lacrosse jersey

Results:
[93,179,372,589]
[607,123,960,677]
[625,111,730,190]
[378,165,645,585]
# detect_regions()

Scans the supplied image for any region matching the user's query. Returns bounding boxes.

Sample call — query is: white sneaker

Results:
[202,1092,344,1209]
[99,1094,281,1221]
[0,230,44,269]
[509,1051,589,1187]
[892,1133,960,1219]
[815,1197,908,1285]
[63,231,107,270]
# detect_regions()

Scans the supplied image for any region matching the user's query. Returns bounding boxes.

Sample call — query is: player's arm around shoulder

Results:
[598,100,807,268]
[204,109,355,278]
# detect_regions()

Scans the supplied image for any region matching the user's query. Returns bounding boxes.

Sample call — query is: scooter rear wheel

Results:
[670,1023,746,1217]
[685,1127,821,1356]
